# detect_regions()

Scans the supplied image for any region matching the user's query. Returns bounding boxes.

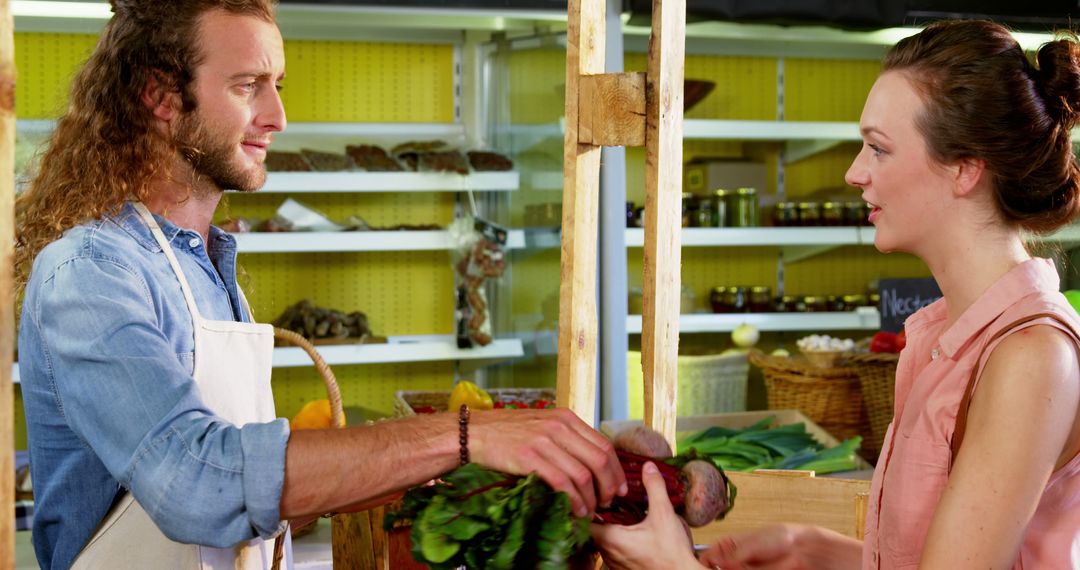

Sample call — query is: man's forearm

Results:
[280,413,459,519]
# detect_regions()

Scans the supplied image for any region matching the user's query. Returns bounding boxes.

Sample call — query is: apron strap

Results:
[951,311,1080,463]
[132,202,204,321]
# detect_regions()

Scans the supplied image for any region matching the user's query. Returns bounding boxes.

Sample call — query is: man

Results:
[15,1,625,568]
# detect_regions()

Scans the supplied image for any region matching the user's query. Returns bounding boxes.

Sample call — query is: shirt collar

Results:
[109,202,184,253]
[936,258,1060,359]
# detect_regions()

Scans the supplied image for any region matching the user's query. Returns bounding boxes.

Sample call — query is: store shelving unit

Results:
[626,308,881,334]
[232,228,556,253]
[260,171,519,193]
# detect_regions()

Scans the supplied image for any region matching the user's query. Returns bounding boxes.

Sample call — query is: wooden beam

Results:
[557,0,605,425]
[578,72,646,147]
[0,0,14,567]
[640,0,685,449]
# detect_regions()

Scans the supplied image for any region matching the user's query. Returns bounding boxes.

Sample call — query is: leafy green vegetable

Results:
[384,463,589,569]
[677,416,862,474]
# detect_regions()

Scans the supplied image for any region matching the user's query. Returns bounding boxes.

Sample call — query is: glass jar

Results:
[803,295,826,312]
[730,187,759,227]
[825,295,845,312]
[843,201,865,226]
[843,294,867,311]
[695,197,714,227]
[786,295,807,313]
[821,201,844,226]
[749,286,772,312]
[773,201,798,227]
[797,202,821,227]
[626,201,637,228]
[681,192,693,228]
[709,287,728,313]
[713,189,729,228]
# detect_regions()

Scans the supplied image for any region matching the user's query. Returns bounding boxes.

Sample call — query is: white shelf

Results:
[259,171,519,193]
[271,337,523,368]
[683,119,860,141]
[626,309,881,334]
[625,227,871,247]
[233,229,545,253]
[11,340,523,383]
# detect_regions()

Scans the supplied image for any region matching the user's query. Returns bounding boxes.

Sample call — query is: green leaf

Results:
[535,493,590,570]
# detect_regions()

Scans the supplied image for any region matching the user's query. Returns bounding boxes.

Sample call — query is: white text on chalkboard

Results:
[882,289,941,319]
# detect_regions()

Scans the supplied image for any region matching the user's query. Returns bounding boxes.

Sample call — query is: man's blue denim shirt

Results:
[19,202,289,569]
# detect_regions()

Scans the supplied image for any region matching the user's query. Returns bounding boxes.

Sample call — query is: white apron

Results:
[71,203,292,570]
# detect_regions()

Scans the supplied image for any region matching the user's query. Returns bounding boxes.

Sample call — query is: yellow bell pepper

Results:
[448,380,494,412]
[290,399,335,430]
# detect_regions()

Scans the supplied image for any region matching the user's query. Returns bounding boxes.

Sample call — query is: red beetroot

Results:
[680,460,727,527]
[613,426,674,459]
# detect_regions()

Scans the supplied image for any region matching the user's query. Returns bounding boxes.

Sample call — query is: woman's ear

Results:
[141,71,181,122]
[953,157,987,197]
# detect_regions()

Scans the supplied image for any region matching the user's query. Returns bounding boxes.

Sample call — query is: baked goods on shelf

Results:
[467,150,514,171]
[300,148,354,172]
[264,151,312,172]
[345,144,404,172]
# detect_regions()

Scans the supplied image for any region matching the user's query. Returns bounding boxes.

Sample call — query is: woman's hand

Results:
[590,461,704,570]
[698,524,861,570]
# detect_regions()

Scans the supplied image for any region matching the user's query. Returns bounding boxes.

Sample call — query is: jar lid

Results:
[682,192,694,199]
[822,201,841,209]
[776,201,796,207]
[797,201,819,209]
[711,286,729,293]
[750,285,771,294]
[713,188,730,197]
[735,187,757,195]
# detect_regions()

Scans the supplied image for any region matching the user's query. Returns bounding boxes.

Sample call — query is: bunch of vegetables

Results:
[678,417,862,474]
[385,426,734,569]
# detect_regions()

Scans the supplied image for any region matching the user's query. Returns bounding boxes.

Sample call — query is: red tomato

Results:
[895,329,907,351]
[870,331,898,353]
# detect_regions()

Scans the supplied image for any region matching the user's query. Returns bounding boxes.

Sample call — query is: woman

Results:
[594,19,1080,569]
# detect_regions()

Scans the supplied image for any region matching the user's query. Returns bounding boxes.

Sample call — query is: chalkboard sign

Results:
[879,278,941,333]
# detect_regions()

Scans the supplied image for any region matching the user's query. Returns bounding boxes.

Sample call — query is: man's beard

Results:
[173,110,266,194]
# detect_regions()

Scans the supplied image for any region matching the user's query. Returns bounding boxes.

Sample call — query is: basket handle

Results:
[273,327,345,429]
[270,327,345,570]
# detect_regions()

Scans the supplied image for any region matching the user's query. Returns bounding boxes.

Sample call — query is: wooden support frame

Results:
[560,0,684,447]
[1,1,14,568]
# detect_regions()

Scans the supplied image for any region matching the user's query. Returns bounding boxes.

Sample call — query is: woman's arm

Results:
[920,324,1080,569]
[698,524,862,570]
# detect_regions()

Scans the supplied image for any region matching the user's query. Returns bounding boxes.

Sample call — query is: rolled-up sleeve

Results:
[33,255,290,545]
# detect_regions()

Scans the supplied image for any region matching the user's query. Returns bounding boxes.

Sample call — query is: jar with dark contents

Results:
[713,189,729,227]
[825,295,845,312]
[797,202,821,227]
[843,202,864,226]
[626,201,637,227]
[772,201,798,227]
[843,294,867,311]
[821,201,844,226]
[709,287,728,313]
[730,188,759,227]
[803,295,827,312]
[681,192,694,228]
[749,286,772,312]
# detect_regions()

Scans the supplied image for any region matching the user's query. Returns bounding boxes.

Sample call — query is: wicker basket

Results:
[394,387,558,417]
[748,350,869,445]
[627,351,749,417]
[847,352,899,463]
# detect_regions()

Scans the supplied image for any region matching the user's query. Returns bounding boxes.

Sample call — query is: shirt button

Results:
[188,237,201,248]
[931,347,939,360]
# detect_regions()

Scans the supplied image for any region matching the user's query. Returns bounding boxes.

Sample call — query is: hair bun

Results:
[1035,37,1080,128]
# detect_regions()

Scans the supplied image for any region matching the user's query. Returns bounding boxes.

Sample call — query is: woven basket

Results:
[847,352,899,463]
[394,387,558,417]
[627,351,749,417]
[748,350,870,445]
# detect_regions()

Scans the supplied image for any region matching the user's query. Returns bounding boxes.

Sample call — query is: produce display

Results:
[385,426,734,569]
[677,416,862,474]
[869,329,906,353]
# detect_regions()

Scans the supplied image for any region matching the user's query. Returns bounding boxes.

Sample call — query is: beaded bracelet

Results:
[458,404,470,465]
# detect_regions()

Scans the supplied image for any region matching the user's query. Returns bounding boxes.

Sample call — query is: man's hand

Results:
[468,408,628,517]
[590,461,704,570]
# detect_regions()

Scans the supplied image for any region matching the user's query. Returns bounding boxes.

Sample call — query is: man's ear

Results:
[953,157,986,198]
[141,71,181,122]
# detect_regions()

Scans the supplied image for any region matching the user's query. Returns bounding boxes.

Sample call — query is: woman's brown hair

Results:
[14,0,276,291]
[883,19,1080,234]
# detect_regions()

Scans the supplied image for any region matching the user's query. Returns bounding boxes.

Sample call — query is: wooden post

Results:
[640,0,684,446]
[0,0,15,568]
[557,0,606,425]
[561,0,684,446]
